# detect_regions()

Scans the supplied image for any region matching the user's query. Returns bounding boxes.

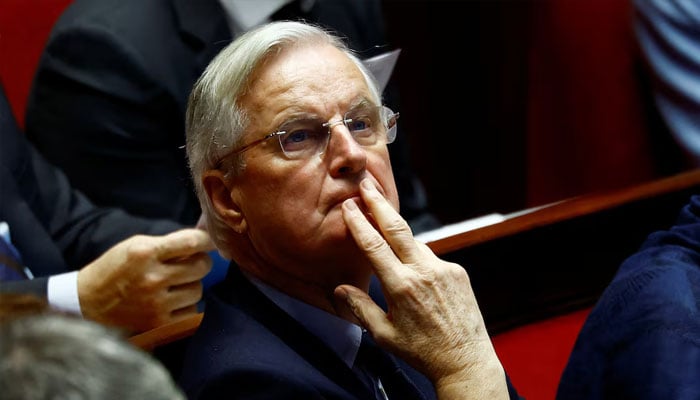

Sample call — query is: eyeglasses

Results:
[214,105,399,166]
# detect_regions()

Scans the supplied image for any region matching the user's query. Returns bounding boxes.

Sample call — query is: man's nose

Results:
[326,121,367,176]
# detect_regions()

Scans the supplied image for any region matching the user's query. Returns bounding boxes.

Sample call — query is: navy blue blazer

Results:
[178,266,437,400]
[0,84,181,297]
[557,194,700,399]
[179,266,523,399]
[26,0,434,230]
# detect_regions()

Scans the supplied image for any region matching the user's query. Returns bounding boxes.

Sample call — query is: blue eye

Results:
[346,112,376,142]
[287,129,311,143]
[279,125,326,154]
[348,118,369,132]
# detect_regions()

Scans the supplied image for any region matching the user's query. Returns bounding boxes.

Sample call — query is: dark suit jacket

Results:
[26,0,434,229]
[178,266,436,400]
[0,84,181,297]
[557,194,700,399]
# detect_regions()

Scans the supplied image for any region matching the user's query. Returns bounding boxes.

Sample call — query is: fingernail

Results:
[335,286,348,301]
[361,179,374,191]
[343,199,358,210]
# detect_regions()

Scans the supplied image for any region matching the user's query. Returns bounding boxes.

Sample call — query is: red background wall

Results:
[0,0,67,129]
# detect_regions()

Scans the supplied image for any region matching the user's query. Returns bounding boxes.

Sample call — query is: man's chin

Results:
[319,229,365,257]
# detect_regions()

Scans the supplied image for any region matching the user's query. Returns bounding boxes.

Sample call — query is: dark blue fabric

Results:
[179,266,433,400]
[181,265,522,399]
[557,194,700,400]
[356,331,431,400]
[0,234,26,281]
[201,250,229,290]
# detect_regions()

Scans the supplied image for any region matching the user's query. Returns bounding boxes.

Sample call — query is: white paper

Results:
[414,213,506,244]
[362,49,401,93]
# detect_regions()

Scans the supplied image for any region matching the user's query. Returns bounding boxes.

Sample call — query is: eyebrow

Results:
[276,97,376,123]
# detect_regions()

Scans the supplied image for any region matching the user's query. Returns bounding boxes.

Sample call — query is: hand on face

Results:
[77,228,214,333]
[335,179,509,399]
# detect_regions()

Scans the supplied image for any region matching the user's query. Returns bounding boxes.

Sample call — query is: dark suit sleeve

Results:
[2,84,182,276]
[0,277,49,298]
[25,4,199,225]
[23,139,184,270]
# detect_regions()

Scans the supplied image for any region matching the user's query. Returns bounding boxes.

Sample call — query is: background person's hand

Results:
[336,179,509,400]
[77,228,214,333]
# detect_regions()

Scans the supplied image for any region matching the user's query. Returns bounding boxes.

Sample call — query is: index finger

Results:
[156,228,215,261]
[342,198,402,287]
[358,179,421,264]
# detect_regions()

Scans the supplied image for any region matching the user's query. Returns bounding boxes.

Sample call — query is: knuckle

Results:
[179,234,200,252]
[124,237,156,262]
[382,216,410,236]
[446,262,470,283]
[362,236,390,256]
[391,278,415,295]
[140,271,167,290]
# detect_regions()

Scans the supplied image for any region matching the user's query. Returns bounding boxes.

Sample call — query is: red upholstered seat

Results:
[0,0,71,129]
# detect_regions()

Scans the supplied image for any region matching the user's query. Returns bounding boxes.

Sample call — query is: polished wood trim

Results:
[129,313,203,351]
[427,168,700,255]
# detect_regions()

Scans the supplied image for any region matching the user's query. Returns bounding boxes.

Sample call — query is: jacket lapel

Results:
[219,267,377,399]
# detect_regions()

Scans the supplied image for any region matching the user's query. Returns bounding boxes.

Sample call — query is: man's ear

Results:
[202,170,247,233]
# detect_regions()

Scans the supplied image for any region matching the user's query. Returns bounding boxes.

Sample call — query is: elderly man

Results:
[179,21,516,399]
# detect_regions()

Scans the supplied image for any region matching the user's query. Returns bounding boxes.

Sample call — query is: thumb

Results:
[334,284,389,335]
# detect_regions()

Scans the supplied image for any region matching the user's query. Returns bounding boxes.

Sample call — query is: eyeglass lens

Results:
[276,105,396,159]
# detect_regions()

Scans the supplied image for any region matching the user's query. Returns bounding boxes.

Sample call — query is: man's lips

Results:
[330,194,361,211]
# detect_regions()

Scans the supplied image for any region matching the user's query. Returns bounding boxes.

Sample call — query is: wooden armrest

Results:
[428,168,700,255]
[129,313,203,351]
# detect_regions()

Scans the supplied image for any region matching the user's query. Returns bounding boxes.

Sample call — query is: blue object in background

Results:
[203,250,229,289]
[0,221,31,281]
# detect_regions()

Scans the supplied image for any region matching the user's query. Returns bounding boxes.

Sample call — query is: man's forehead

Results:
[260,43,358,77]
[244,48,370,112]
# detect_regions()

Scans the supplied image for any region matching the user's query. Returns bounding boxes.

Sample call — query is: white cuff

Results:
[47,271,82,316]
